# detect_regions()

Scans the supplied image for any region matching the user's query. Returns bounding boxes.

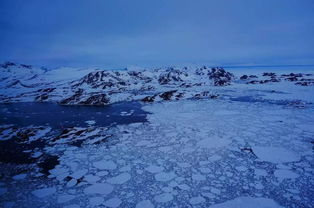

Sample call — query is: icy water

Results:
[0,101,148,128]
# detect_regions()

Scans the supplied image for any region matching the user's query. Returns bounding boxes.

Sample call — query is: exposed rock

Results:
[240,75,248,80]
[194,91,219,99]
[79,94,110,105]
[159,90,178,100]
[263,72,276,76]
[285,77,298,81]
[142,95,156,103]
[158,69,187,85]
[295,81,314,86]
[246,80,260,84]
[208,67,234,86]
[59,89,84,105]
[0,61,16,68]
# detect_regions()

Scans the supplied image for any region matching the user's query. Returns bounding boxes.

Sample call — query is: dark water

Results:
[0,102,148,128]
[0,102,148,166]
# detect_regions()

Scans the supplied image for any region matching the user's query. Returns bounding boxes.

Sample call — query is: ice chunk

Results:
[67,179,77,187]
[155,172,176,182]
[103,197,122,208]
[85,175,100,183]
[154,193,173,203]
[85,120,96,125]
[71,169,88,179]
[12,173,27,180]
[89,197,104,206]
[107,173,131,184]
[57,195,75,203]
[192,174,206,181]
[84,183,113,195]
[136,200,154,208]
[32,187,56,198]
[253,146,300,163]
[274,169,298,181]
[64,205,80,208]
[93,160,117,170]
[198,137,231,149]
[145,165,164,173]
[189,196,205,205]
[209,197,283,208]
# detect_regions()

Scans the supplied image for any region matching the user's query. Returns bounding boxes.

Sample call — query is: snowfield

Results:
[0,62,314,207]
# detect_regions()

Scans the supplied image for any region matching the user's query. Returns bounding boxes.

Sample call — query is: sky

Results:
[0,0,314,68]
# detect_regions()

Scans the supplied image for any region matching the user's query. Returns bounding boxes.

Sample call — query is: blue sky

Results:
[0,0,313,67]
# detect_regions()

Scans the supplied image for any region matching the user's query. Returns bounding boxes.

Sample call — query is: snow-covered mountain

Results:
[1,62,314,105]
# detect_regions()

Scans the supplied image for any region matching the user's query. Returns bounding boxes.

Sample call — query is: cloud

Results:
[0,0,313,67]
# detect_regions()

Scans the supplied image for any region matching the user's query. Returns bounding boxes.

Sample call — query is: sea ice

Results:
[89,197,104,206]
[71,169,88,179]
[198,137,231,149]
[154,193,173,203]
[136,200,154,208]
[107,173,131,184]
[103,197,122,208]
[209,197,283,208]
[145,165,164,173]
[32,187,56,198]
[274,169,299,181]
[12,173,27,180]
[57,195,75,203]
[155,172,176,182]
[85,120,96,125]
[83,183,113,195]
[192,174,206,181]
[253,146,300,163]
[189,196,205,205]
[93,160,117,170]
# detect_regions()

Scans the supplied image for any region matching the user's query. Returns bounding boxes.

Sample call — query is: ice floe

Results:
[107,173,131,184]
[83,183,113,195]
[32,187,56,198]
[253,146,300,163]
[209,197,284,208]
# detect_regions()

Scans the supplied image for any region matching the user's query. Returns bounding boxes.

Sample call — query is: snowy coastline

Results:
[0,63,314,207]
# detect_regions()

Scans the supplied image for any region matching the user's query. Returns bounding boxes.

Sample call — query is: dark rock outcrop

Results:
[208,67,234,86]
[79,94,110,105]
[158,69,187,85]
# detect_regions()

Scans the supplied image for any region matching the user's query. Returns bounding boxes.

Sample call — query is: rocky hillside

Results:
[1,62,313,105]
